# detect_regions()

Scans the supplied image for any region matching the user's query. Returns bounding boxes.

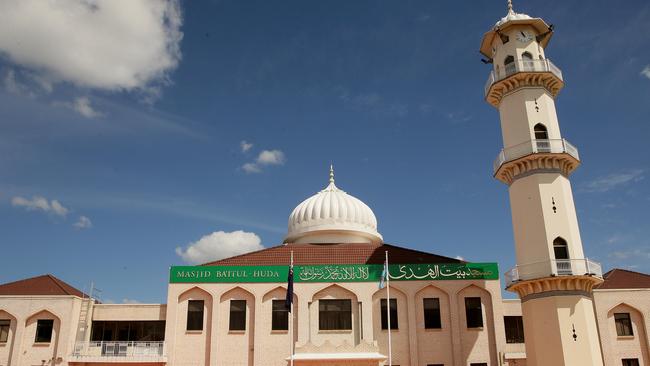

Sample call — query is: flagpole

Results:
[290,250,294,366]
[385,250,392,366]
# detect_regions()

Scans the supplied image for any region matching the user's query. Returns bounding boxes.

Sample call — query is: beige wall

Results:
[0,296,83,366]
[594,288,650,366]
[164,279,506,366]
[92,304,166,321]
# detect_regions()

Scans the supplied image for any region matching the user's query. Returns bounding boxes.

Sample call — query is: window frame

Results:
[504,315,525,343]
[622,359,639,366]
[229,299,247,331]
[318,299,352,331]
[271,299,289,331]
[423,298,442,329]
[614,313,633,337]
[380,298,398,330]
[186,300,204,331]
[465,297,484,329]
[0,319,9,343]
[35,319,54,343]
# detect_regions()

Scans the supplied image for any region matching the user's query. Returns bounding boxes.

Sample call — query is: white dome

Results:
[495,1,532,28]
[284,168,383,244]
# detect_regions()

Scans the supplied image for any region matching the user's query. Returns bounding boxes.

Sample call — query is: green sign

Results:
[169,263,498,283]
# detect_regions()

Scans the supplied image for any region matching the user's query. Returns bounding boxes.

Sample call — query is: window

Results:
[553,237,569,259]
[272,300,289,331]
[423,298,441,329]
[504,55,514,65]
[533,123,548,140]
[504,316,525,343]
[470,364,488,366]
[229,300,247,331]
[35,319,54,343]
[91,321,165,341]
[186,300,204,331]
[0,320,9,342]
[380,298,398,330]
[622,359,639,366]
[427,364,444,366]
[465,297,483,328]
[319,299,352,330]
[522,52,534,70]
[615,313,633,336]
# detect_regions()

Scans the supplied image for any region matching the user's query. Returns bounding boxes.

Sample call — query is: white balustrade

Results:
[71,341,166,362]
[493,138,580,173]
[484,58,563,96]
[504,258,603,287]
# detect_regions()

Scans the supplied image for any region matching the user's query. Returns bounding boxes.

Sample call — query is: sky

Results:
[0,0,649,304]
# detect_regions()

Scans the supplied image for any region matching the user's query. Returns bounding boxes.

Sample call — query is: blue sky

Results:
[0,0,649,303]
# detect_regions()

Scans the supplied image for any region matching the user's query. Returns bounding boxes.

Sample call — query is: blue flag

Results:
[379,261,387,289]
[285,263,294,311]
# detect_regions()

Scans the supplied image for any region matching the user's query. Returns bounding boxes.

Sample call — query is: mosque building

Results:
[1,2,650,366]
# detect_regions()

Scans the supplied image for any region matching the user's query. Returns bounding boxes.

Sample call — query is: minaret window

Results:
[534,124,550,152]
[522,52,534,70]
[504,55,515,75]
[553,237,569,260]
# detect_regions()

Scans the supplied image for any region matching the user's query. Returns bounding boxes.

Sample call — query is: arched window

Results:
[522,52,534,70]
[553,237,569,260]
[504,55,515,75]
[534,123,548,140]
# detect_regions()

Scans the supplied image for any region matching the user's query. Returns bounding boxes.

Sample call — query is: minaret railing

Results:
[493,138,579,173]
[484,58,563,96]
[505,258,603,287]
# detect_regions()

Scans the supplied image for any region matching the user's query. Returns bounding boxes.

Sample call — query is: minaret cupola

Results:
[481,0,562,108]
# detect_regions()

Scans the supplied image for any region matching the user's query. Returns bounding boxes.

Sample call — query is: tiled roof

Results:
[0,274,87,297]
[202,242,462,266]
[595,268,650,290]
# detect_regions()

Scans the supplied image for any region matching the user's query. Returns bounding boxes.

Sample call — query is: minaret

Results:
[481,2,604,365]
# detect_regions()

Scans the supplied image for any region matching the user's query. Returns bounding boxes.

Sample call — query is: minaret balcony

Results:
[504,258,603,288]
[493,138,580,183]
[484,58,564,107]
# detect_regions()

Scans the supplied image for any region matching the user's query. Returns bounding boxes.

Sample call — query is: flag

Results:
[285,262,294,311]
[379,260,387,289]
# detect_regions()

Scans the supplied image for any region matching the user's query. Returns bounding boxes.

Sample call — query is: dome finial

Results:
[507,0,514,14]
[329,164,335,184]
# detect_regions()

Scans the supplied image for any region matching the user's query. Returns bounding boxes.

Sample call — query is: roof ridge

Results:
[201,243,287,266]
[47,274,72,295]
[381,243,463,263]
[608,267,650,278]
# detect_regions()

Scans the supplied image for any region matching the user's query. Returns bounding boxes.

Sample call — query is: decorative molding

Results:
[486,71,564,107]
[494,153,580,185]
[509,275,603,299]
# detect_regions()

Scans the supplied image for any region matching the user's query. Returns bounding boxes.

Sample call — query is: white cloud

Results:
[176,230,264,264]
[74,215,93,229]
[642,65,650,80]
[240,140,253,152]
[241,149,286,174]
[73,97,103,118]
[11,195,69,217]
[54,96,103,118]
[0,0,183,98]
[257,150,286,165]
[122,298,141,304]
[241,162,262,174]
[455,255,465,261]
[582,169,644,193]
